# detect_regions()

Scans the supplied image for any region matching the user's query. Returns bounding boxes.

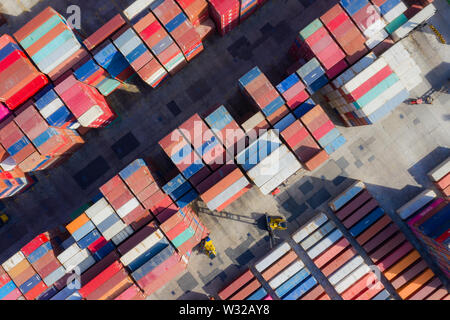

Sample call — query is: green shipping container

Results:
[21,15,61,49]
[385,14,408,34]
[172,227,195,248]
[353,73,400,109]
[299,19,323,41]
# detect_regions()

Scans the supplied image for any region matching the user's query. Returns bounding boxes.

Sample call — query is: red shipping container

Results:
[83,14,126,51]
[79,261,123,298]
[21,233,50,257]
[314,237,349,269]
[24,281,47,300]
[218,269,254,300]
[342,198,379,228]
[363,224,400,253]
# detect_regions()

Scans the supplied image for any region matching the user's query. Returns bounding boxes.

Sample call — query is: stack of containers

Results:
[276,74,310,111]
[254,242,330,300]
[150,0,204,61]
[119,159,178,221]
[218,269,270,300]
[428,157,450,199]
[370,0,408,33]
[0,265,22,300]
[239,0,258,22]
[380,41,422,91]
[195,18,216,41]
[203,105,246,157]
[329,181,444,300]
[196,163,251,212]
[13,101,84,165]
[99,175,153,232]
[84,197,134,247]
[20,233,66,291]
[159,129,207,183]
[112,26,168,88]
[320,54,409,126]
[175,0,210,26]
[1,252,48,300]
[13,7,83,77]
[293,213,392,300]
[162,174,199,209]
[236,130,302,195]
[0,117,58,173]
[72,56,122,97]
[132,11,187,75]
[239,111,270,139]
[296,58,329,95]
[297,105,347,155]
[339,0,388,49]
[280,118,329,171]
[239,67,289,125]
[0,35,48,110]
[292,19,348,79]
[390,1,436,41]
[92,40,135,83]
[208,0,240,36]
[404,196,450,280]
[33,85,80,130]
[54,73,117,128]
[159,206,209,256]
[0,167,31,199]
[78,260,133,300]
[118,222,188,295]
[320,4,368,65]
[179,114,225,174]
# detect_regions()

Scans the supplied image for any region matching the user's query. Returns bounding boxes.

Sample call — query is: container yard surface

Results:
[0,0,449,300]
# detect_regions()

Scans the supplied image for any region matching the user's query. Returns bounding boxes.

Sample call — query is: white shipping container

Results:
[113,28,136,49]
[328,256,364,285]
[120,230,164,266]
[207,176,250,211]
[43,266,66,286]
[63,249,92,272]
[383,2,407,23]
[2,251,25,272]
[241,111,266,133]
[144,68,167,86]
[363,18,386,38]
[366,29,389,49]
[248,146,290,187]
[0,156,17,171]
[85,198,109,219]
[102,220,128,241]
[300,222,336,251]
[116,198,140,218]
[57,243,81,265]
[259,153,301,195]
[428,157,450,182]
[255,242,291,272]
[90,205,116,225]
[39,98,65,118]
[392,4,436,41]
[268,260,304,289]
[357,80,405,117]
[118,36,142,57]
[78,105,105,127]
[292,213,329,243]
[397,189,437,220]
[343,58,388,94]
[123,0,155,20]
[40,38,81,74]
[335,264,370,294]
[307,229,343,260]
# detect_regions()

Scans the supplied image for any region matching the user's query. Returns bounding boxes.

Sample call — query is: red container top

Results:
[79,261,123,298]
[13,7,59,42]
[99,175,123,196]
[83,14,126,51]
[20,233,50,257]
[13,101,49,140]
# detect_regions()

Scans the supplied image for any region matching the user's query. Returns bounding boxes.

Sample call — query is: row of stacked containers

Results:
[286,1,436,127]
[329,181,448,300]
[217,180,449,300]
[0,0,277,198]
[397,157,450,280]
[0,157,209,300]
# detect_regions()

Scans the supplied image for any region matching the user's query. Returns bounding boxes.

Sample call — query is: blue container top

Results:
[34,84,57,109]
[261,97,285,117]
[340,0,369,16]
[0,42,23,61]
[119,159,146,180]
[277,73,301,93]
[274,113,296,132]
[150,0,165,10]
[73,58,100,82]
[165,13,187,33]
[293,98,317,119]
[350,207,385,237]
[204,105,233,131]
[163,174,187,194]
[380,0,401,15]
[239,67,262,88]
[27,241,52,264]
[176,189,199,208]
